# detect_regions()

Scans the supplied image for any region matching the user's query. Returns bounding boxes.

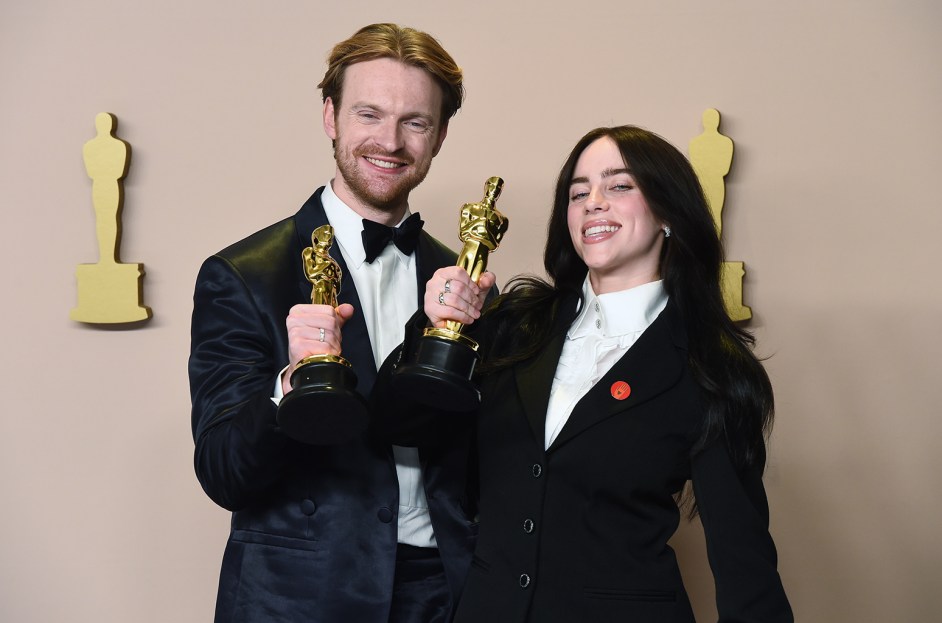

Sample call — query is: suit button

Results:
[519,573,530,588]
[300,499,316,516]
[531,463,542,478]
[523,519,534,533]
[377,507,394,523]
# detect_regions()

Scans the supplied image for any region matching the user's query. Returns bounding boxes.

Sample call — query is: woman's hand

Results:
[424,266,496,328]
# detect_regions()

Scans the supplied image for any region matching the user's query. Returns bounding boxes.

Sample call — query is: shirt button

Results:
[519,573,531,588]
[377,507,394,523]
[594,302,600,312]
[523,518,534,533]
[531,463,542,478]
[595,318,602,329]
[300,499,317,516]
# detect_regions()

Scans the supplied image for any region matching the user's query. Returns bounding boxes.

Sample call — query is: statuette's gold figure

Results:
[85,112,130,263]
[689,108,734,236]
[71,112,151,324]
[297,224,349,369]
[458,177,508,272]
[303,225,342,308]
[444,177,508,335]
[689,108,750,321]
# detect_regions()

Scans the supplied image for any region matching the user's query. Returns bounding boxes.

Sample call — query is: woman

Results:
[389,125,792,622]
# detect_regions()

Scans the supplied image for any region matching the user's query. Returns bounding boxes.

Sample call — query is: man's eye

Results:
[406,120,430,132]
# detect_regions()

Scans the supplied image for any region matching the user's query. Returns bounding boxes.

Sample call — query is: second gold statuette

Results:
[393,177,509,408]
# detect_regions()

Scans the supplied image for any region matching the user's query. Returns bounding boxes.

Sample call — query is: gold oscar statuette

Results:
[71,112,152,325]
[689,108,752,321]
[393,177,509,408]
[276,225,369,445]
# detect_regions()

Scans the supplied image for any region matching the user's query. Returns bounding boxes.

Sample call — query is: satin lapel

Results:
[293,188,330,303]
[414,232,458,307]
[548,301,688,452]
[513,296,579,448]
[292,188,376,394]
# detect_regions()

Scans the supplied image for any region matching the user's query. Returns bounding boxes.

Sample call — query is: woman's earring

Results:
[663,226,672,238]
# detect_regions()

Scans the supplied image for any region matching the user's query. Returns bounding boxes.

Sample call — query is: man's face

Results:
[324,57,448,223]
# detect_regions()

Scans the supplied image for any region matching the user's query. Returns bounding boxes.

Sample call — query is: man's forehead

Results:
[341,58,442,104]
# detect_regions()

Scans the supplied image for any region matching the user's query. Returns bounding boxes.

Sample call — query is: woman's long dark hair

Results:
[481,125,773,481]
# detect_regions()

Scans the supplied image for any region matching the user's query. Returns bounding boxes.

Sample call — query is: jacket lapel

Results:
[547,300,688,452]
[514,333,565,449]
[293,188,330,302]
[512,295,579,447]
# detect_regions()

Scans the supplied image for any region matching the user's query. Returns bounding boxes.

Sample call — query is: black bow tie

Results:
[361,213,424,263]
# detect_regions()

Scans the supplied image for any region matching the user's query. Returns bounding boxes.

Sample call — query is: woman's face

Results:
[566,136,666,294]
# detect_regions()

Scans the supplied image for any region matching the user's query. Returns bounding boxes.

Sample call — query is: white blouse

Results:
[544,277,668,449]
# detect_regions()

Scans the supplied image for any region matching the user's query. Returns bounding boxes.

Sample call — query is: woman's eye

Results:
[570,191,588,201]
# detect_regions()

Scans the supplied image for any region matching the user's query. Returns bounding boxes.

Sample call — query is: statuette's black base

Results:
[277,360,368,445]
[393,335,480,409]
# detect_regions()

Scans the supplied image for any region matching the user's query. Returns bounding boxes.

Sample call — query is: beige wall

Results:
[2,0,940,620]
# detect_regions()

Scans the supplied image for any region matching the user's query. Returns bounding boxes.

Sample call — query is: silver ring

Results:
[444,279,452,293]
[438,291,445,305]
[319,328,326,342]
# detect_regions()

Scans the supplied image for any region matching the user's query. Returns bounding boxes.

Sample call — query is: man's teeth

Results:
[365,157,401,169]
[585,225,619,236]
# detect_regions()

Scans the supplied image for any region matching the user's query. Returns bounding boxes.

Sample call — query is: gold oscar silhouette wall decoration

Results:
[689,108,751,322]
[71,112,152,324]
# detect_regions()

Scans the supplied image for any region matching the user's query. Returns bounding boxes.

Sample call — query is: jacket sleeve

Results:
[188,255,293,511]
[691,439,794,623]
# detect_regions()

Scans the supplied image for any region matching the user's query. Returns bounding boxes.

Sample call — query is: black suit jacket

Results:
[189,188,477,622]
[436,295,792,623]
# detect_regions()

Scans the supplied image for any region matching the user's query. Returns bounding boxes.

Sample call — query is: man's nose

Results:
[374,120,404,152]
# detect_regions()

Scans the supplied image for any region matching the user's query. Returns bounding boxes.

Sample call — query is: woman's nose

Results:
[585,187,608,212]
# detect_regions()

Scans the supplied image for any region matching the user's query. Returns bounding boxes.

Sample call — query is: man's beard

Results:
[334,145,431,213]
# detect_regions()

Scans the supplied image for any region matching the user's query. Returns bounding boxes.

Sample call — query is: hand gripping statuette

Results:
[393,177,508,408]
[276,225,368,444]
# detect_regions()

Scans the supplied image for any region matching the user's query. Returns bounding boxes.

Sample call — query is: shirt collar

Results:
[321,181,414,269]
[568,276,668,340]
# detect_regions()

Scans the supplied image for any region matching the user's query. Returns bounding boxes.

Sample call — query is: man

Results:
[189,23,491,623]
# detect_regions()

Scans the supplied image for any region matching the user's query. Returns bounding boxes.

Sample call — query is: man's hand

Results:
[282,303,355,394]
[425,266,496,328]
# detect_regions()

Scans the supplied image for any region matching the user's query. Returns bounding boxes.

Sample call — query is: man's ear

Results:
[323,97,337,140]
[432,119,449,157]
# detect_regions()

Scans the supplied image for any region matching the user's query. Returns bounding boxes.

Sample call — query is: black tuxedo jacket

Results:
[189,188,476,622]
[426,295,792,623]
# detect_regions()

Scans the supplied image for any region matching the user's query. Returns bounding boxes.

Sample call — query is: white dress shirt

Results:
[274,181,436,548]
[544,277,668,450]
